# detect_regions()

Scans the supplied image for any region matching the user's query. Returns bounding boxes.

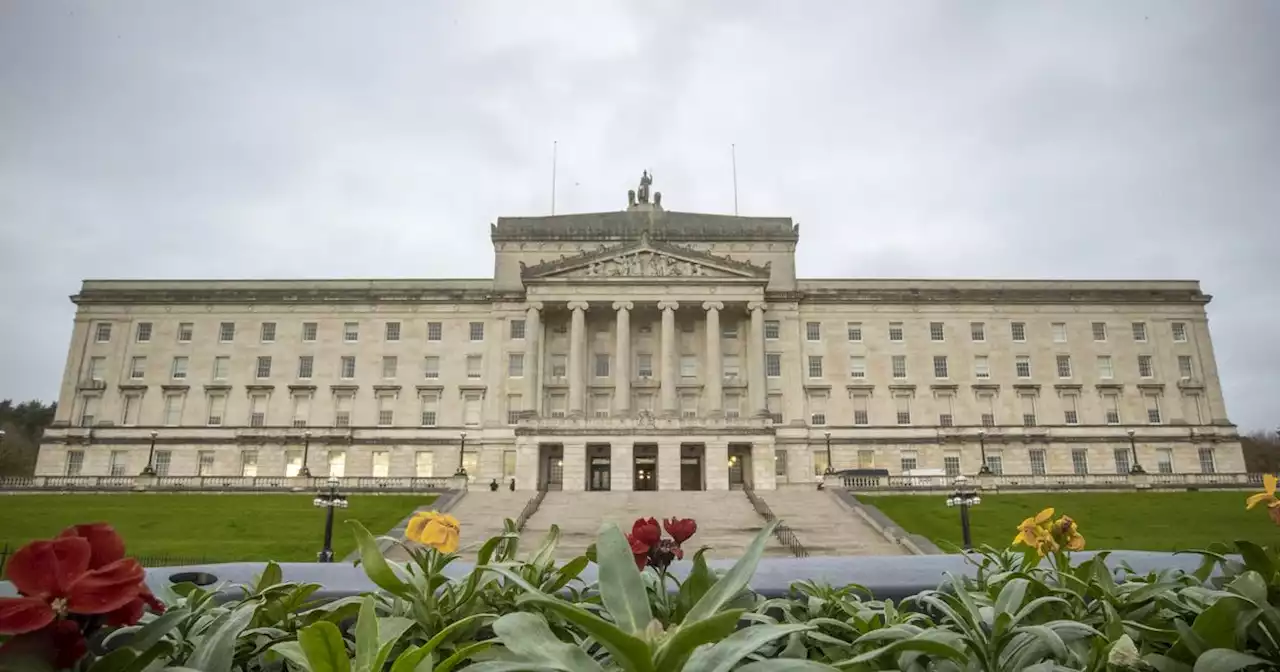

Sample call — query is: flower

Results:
[663,518,697,545]
[58,523,165,625]
[1054,516,1085,552]
[1246,474,1280,519]
[406,511,461,554]
[631,518,661,548]
[1012,507,1086,556]
[628,535,649,570]
[626,516,695,573]
[0,537,145,635]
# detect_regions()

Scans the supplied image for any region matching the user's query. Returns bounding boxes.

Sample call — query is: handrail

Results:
[515,489,547,532]
[742,485,809,558]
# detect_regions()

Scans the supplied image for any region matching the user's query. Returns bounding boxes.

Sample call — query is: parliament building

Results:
[36,174,1244,490]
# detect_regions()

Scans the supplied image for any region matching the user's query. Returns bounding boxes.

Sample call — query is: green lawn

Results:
[0,493,435,564]
[861,491,1277,553]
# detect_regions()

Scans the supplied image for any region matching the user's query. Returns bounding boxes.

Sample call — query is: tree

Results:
[0,399,57,476]
[1241,428,1280,474]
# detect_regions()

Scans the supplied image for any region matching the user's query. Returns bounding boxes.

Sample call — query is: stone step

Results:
[756,490,905,556]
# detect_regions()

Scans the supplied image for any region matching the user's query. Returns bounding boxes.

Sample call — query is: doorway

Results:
[633,444,657,491]
[587,444,611,491]
[728,445,752,489]
[680,444,705,491]
[538,444,564,491]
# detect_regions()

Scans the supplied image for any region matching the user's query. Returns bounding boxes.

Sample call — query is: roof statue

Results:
[637,170,653,204]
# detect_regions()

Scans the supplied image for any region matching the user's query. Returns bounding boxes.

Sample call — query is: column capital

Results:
[701,301,725,312]
[611,301,634,311]
[526,301,544,312]
[657,300,680,311]
[567,300,590,311]
[747,301,768,312]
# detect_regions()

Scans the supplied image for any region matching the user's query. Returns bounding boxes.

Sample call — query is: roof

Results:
[490,209,799,242]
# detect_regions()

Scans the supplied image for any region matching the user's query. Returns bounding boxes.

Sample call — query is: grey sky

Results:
[1,1,1277,430]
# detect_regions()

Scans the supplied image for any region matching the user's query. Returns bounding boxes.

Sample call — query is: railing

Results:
[830,471,1260,492]
[515,489,547,532]
[0,475,458,493]
[742,485,809,558]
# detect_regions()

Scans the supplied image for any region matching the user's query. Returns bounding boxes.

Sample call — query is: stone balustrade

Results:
[516,414,773,434]
[0,475,462,493]
[823,471,1263,493]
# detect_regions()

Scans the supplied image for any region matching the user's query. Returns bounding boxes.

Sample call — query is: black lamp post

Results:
[1126,429,1145,474]
[313,477,348,563]
[299,430,313,478]
[945,475,982,550]
[977,430,992,475]
[823,430,834,475]
[456,431,468,476]
[139,430,159,476]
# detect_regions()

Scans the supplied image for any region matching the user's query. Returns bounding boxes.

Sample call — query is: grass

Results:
[861,491,1275,553]
[0,493,436,564]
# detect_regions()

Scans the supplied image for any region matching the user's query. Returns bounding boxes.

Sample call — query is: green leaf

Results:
[653,609,744,671]
[348,520,414,599]
[675,548,716,622]
[185,601,258,672]
[994,578,1030,616]
[684,521,777,626]
[1013,624,1068,660]
[596,522,654,636]
[483,612,605,671]
[1191,648,1273,672]
[269,642,312,671]
[418,613,495,656]
[103,607,190,652]
[683,624,814,672]
[529,524,562,567]
[372,617,415,672]
[1191,598,1243,650]
[435,640,496,672]
[252,561,283,594]
[833,630,969,668]
[87,649,137,672]
[737,661,840,671]
[544,555,589,593]
[1227,570,1269,606]
[388,644,434,672]
[1233,541,1274,578]
[298,621,352,672]
[354,596,379,672]
[1143,653,1193,672]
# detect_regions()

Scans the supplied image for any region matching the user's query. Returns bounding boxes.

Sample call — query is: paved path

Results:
[757,488,904,555]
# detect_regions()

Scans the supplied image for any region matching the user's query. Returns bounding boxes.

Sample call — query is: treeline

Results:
[0,399,56,476]
[1243,428,1280,473]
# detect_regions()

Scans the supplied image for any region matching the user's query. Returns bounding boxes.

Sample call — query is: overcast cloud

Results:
[1,1,1276,430]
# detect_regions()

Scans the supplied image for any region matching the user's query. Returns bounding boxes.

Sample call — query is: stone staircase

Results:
[755,488,904,556]
[520,490,794,560]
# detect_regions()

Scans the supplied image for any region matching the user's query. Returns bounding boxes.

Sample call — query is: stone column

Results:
[705,440,729,490]
[752,439,778,490]
[747,301,768,416]
[613,301,633,416]
[703,301,724,416]
[658,439,682,491]
[526,302,543,417]
[567,301,588,417]
[562,441,586,491]
[658,300,680,416]
[610,442,633,491]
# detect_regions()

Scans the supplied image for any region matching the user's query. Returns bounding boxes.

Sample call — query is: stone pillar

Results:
[515,438,539,491]
[613,301,633,416]
[705,440,729,490]
[563,441,586,491]
[658,300,680,416]
[703,301,724,416]
[567,301,588,417]
[610,442,633,491]
[752,440,778,490]
[526,302,543,417]
[658,439,682,491]
[747,301,768,416]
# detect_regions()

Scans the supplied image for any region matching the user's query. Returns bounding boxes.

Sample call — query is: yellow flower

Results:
[1054,516,1085,552]
[1245,474,1280,511]
[405,511,461,554]
[1013,507,1056,549]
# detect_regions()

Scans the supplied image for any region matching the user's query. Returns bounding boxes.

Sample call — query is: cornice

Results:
[791,287,1210,305]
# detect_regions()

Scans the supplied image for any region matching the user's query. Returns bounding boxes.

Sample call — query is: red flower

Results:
[0,618,87,669]
[627,534,649,570]
[0,537,145,635]
[59,523,126,569]
[630,518,661,548]
[663,518,697,545]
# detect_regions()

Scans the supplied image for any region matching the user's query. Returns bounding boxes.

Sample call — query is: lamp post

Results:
[313,477,348,563]
[139,430,159,476]
[299,430,313,478]
[823,430,834,475]
[977,430,992,475]
[456,431,467,477]
[945,475,982,550]
[1126,429,1145,474]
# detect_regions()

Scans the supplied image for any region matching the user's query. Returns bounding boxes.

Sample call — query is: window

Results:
[382,356,398,379]
[334,395,352,427]
[129,357,146,379]
[1015,355,1031,378]
[377,321,399,342]
[1092,322,1107,341]
[901,451,918,473]
[891,355,907,379]
[852,395,869,425]
[847,322,862,342]
[423,356,440,379]
[774,449,787,477]
[680,355,698,378]
[87,356,105,381]
[109,451,128,477]
[595,354,610,377]
[427,322,442,341]
[722,322,738,339]
[1178,355,1194,380]
[1097,355,1114,379]
[985,454,1004,475]
[888,322,904,342]
[296,355,313,379]
[1011,322,1026,342]
[1103,394,1121,424]
[551,354,567,378]
[1063,394,1079,425]
[767,394,783,424]
[176,323,193,343]
[945,455,961,477]
[764,320,780,340]
[1146,395,1162,424]
[219,322,235,342]
[121,394,140,426]
[136,322,152,343]
[1132,322,1148,342]
[260,322,276,343]
[343,322,359,342]
[1172,321,1187,342]
[929,322,944,342]
[302,322,317,342]
[324,450,345,478]
[681,320,695,334]
[340,356,356,379]
[1056,355,1072,378]
[248,394,267,427]
[466,355,482,379]
[256,356,272,379]
[1020,394,1037,427]
[240,450,258,477]
[857,450,875,469]
[636,353,652,378]
[291,393,311,427]
[65,450,84,476]
[723,354,740,380]
[1071,449,1089,475]
[1138,355,1154,378]
[805,322,821,341]
[1198,447,1216,474]
[171,356,188,379]
[507,394,523,424]
[207,394,226,426]
[510,319,526,340]
[1157,449,1174,474]
[895,396,911,425]
[810,412,827,427]
[1113,449,1130,474]
[95,323,112,342]
[469,322,485,341]
[971,322,985,342]
[371,451,390,478]
[198,451,215,476]
[1051,322,1067,343]
[1029,449,1047,476]
[939,413,953,427]
[974,355,990,379]
[162,394,182,426]
[415,451,435,477]
[79,396,98,427]
[920,352,945,379]
[285,450,303,477]
[153,451,172,477]
[766,353,782,377]
[812,451,829,477]
[416,392,440,427]
[849,356,866,379]
[509,353,525,378]
[807,356,823,378]
[377,396,394,426]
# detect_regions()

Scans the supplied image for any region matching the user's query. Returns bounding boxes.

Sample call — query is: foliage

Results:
[0,399,55,476]
[1242,430,1280,474]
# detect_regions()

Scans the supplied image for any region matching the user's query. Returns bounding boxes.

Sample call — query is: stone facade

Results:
[36,176,1244,489]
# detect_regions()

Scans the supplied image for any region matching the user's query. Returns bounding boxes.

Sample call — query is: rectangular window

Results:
[415,451,435,477]
[1153,448,1173,474]
[240,450,258,477]
[65,450,84,476]
[1056,355,1072,378]
[153,451,171,477]
[463,392,482,426]
[933,355,948,378]
[423,356,439,379]
[971,322,985,342]
[466,355,482,379]
[80,396,98,427]
[385,321,401,341]
[847,322,862,342]
[1097,355,1114,379]
[334,395,352,427]
[857,450,875,469]
[681,320,695,334]
[680,354,698,378]
[291,393,311,427]
[986,454,1004,475]
[849,356,866,379]
[594,353,610,377]
[812,451,829,477]
[171,356,188,379]
[974,355,990,379]
[766,393,781,424]
[510,319,526,340]
[900,451,918,473]
[805,321,821,341]
[852,395,869,426]
[636,353,652,378]
[1063,394,1079,425]
[808,395,828,426]
[1198,447,1216,474]
[721,322,738,339]
[377,396,394,426]
[807,355,823,378]
[1015,355,1031,378]
[121,394,140,426]
[297,355,313,379]
[340,356,356,379]
[285,450,303,477]
[129,356,146,379]
[1104,394,1121,424]
[95,323,112,342]
[248,394,267,427]
[256,356,272,379]
[87,357,105,381]
[109,451,128,477]
[343,322,359,342]
[219,322,235,342]
[260,322,276,343]
[469,321,485,341]
[723,354,740,380]
[1178,355,1193,380]
[326,450,345,478]
[547,394,566,418]
[892,355,907,379]
[944,455,961,477]
[1114,448,1130,474]
[1172,321,1187,342]
[207,394,226,426]
[1051,322,1067,343]
[1071,449,1089,475]
[895,396,911,426]
[1146,395,1162,424]
[1020,394,1037,427]
[427,322,442,341]
[1092,322,1107,341]
[136,322,152,343]
[420,393,439,427]
[888,322,904,342]
[929,322,944,342]
[551,354,568,378]
[507,394,523,424]
[764,320,780,340]
[1138,355,1154,378]
[765,353,782,377]
[177,322,193,342]
[508,353,525,378]
[382,355,398,379]
[1132,322,1147,342]
[198,451,215,476]
[939,413,953,427]
[1030,449,1047,476]
[371,451,390,478]
[302,322,318,342]
[774,449,787,477]
[1011,322,1026,342]
[163,394,182,426]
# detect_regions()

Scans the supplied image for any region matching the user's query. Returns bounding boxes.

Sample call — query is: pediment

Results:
[520,232,771,280]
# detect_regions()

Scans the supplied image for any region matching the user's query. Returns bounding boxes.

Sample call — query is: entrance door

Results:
[728,452,745,489]
[634,456,656,491]
[589,456,611,491]
[544,456,563,491]
[680,456,703,491]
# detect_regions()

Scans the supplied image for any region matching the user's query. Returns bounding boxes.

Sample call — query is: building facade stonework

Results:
[36,177,1244,489]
